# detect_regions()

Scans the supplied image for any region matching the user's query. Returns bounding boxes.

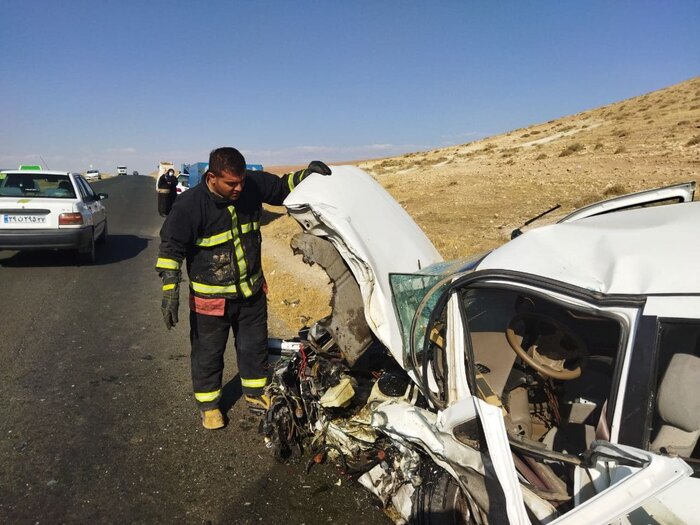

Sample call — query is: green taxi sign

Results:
[19,164,42,170]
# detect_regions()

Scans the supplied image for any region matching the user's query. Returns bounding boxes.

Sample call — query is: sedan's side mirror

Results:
[98,193,109,200]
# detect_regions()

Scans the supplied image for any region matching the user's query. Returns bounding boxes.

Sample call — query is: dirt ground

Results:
[262,76,700,332]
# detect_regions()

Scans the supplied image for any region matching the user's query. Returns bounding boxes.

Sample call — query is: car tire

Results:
[411,464,475,525]
[79,227,96,264]
[97,220,108,244]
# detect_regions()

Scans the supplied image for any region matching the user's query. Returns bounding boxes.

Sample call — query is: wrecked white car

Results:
[261,167,700,524]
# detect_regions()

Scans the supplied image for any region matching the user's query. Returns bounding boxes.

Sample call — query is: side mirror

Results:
[98,193,109,200]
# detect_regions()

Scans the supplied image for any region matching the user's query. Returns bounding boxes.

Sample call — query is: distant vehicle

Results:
[117,165,127,176]
[182,162,264,188]
[132,170,139,176]
[158,162,174,178]
[0,166,108,263]
[85,169,101,181]
[176,174,189,194]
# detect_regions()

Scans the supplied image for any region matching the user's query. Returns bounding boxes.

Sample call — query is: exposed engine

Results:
[261,329,428,522]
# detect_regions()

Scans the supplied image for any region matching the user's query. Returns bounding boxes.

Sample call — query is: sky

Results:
[1,1,698,174]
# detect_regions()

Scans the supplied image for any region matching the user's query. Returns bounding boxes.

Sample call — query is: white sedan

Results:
[176,174,190,194]
[0,168,108,263]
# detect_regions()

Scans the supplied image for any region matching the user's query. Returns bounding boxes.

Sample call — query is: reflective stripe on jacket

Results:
[156,169,303,299]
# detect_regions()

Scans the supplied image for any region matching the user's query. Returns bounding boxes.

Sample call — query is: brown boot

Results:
[201,408,225,429]
[245,394,271,414]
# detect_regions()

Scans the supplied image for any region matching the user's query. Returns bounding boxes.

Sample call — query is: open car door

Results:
[558,181,695,223]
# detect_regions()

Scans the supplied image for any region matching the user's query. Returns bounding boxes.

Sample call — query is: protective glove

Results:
[288,161,332,191]
[160,270,181,329]
[305,160,332,176]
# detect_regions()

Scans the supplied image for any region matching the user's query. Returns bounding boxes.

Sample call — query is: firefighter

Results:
[156,147,331,429]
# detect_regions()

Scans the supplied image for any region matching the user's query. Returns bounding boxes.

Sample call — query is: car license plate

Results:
[2,214,46,224]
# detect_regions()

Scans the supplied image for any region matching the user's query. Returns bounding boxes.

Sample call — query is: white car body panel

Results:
[643,296,700,319]
[284,166,443,367]
[556,446,693,525]
[477,201,700,295]
[558,181,695,223]
[0,196,75,230]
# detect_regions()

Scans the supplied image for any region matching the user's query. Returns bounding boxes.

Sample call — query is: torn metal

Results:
[260,167,699,524]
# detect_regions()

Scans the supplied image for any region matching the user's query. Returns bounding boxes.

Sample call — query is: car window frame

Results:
[618,316,700,462]
[76,176,96,202]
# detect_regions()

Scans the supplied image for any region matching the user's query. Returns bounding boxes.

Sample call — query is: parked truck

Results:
[158,161,175,178]
[182,162,264,189]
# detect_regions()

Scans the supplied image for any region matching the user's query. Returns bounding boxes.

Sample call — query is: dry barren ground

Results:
[263,76,700,333]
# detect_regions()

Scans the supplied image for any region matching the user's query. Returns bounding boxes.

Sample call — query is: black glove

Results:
[306,160,331,176]
[160,270,180,329]
[288,161,331,191]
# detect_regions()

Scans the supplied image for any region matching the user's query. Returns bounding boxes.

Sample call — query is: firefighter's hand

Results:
[306,160,332,176]
[160,271,181,329]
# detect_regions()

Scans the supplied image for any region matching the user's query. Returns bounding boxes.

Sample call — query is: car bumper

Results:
[0,227,92,251]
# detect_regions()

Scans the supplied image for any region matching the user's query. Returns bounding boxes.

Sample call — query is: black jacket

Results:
[156,169,306,299]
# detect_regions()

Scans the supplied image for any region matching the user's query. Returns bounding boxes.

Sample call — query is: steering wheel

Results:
[505,313,587,380]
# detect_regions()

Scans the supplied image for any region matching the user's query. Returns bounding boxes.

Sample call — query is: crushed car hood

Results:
[284,166,443,367]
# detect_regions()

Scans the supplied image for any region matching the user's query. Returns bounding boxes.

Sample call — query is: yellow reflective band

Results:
[156,257,180,270]
[287,173,295,192]
[241,377,267,388]
[240,221,260,234]
[190,272,262,295]
[196,230,233,247]
[228,206,255,297]
[162,283,176,291]
[194,390,221,402]
[191,281,238,294]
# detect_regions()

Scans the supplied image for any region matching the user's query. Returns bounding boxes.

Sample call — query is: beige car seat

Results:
[650,353,700,457]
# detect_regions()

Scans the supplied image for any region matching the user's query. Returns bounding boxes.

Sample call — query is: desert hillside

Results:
[263,76,700,333]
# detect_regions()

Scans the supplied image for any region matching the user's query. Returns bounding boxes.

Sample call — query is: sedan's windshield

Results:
[178,175,189,187]
[0,173,77,198]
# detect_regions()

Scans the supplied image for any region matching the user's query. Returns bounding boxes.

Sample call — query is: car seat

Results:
[650,353,700,457]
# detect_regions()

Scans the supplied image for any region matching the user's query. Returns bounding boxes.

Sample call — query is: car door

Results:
[406,276,696,524]
[558,181,695,223]
[84,177,106,234]
[75,176,100,230]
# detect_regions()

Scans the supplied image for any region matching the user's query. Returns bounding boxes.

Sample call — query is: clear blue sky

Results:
[1,1,698,173]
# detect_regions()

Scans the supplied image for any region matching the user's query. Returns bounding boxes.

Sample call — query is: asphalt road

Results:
[0,176,390,524]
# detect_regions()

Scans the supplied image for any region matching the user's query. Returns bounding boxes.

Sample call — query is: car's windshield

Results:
[0,172,77,198]
[178,175,189,187]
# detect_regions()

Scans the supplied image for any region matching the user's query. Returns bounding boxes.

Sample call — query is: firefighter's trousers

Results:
[189,290,268,410]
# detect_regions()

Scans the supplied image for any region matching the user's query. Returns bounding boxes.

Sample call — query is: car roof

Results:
[1,170,74,176]
[476,200,700,295]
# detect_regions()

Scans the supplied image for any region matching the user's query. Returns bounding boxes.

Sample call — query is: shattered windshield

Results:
[390,256,484,370]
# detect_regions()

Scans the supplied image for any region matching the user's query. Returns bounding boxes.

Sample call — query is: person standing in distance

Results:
[157,168,178,216]
[156,147,331,429]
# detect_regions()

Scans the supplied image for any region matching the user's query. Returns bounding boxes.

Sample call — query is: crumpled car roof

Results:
[477,200,700,295]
